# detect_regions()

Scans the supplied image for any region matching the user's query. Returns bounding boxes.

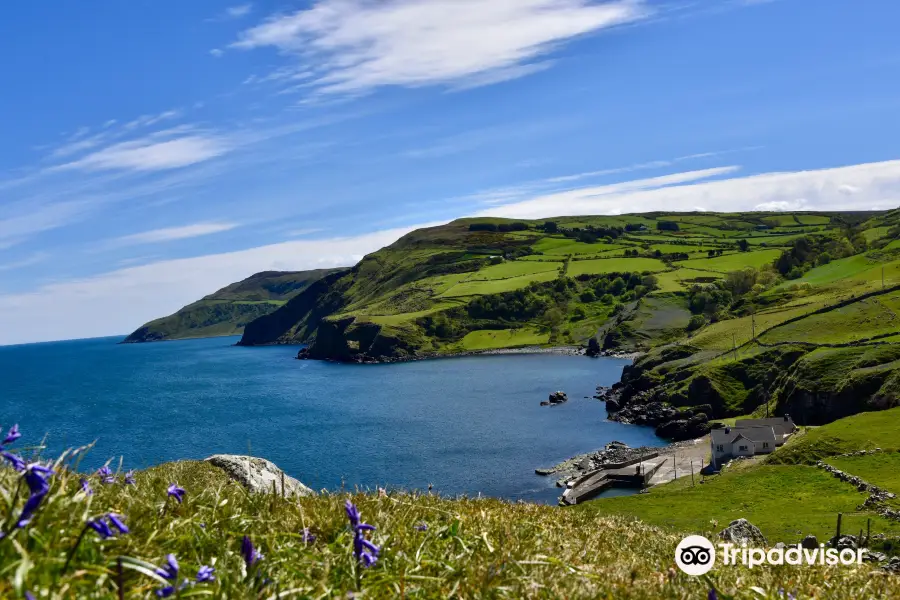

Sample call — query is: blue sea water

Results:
[0,336,665,503]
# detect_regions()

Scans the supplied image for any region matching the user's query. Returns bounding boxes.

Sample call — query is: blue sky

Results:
[2,0,900,345]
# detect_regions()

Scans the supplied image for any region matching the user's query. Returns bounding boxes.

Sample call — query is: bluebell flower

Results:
[25,592,35,600]
[154,554,188,598]
[88,518,114,539]
[708,589,718,600]
[415,523,428,532]
[196,565,215,583]
[15,488,49,529]
[241,535,263,569]
[167,483,186,504]
[80,477,94,495]
[2,423,20,446]
[87,513,129,538]
[345,500,379,568]
[97,465,116,484]
[302,527,316,544]
[124,470,136,485]
[25,463,54,494]
[2,450,25,472]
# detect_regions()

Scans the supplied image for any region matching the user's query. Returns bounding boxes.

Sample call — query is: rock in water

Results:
[717,519,767,546]
[548,391,568,404]
[205,454,314,497]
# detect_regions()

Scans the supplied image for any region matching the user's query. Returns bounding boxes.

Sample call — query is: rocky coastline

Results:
[296,344,589,364]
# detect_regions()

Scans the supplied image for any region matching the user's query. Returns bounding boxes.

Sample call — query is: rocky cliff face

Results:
[238,270,350,346]
[604,343,900,434]
[298,316,427,363]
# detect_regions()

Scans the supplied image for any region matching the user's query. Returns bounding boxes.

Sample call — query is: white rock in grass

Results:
[204,454,314,497]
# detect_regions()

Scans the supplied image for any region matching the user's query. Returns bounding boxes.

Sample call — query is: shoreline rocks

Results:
[205,454,315,498]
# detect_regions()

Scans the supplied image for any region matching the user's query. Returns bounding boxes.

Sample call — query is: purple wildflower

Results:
[154,554,188,598]
[345,500,379,568]
[166,483,186,504]
[196,565,215,583]
[25,593,36,600]
[708,589,718,600]
[88,513,129,539]
[415,523,428,532]
[302,527,316,544]
[2,451,25,472]
[2,424,20,446]
[124,470,136,485]
[87,519,114,539]
[24,463,54,494]
[15,489,48,529]
[241,535,264,569]
[97,465,116,484]
[80,477,94,495]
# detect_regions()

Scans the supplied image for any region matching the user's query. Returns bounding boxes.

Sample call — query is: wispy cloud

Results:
[0,252,49,272]
[232,0,651,95]
[56,133,231,173]
[108,222,239,247]
[475,160,900,219]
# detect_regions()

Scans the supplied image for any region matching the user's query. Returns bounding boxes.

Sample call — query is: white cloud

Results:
[58,134,231,173]
[0,225,431,346]
[226,4,253,18]
[232,0,650,94]
[109,222,240,247]
[475,160,900,219]
[209,48,225,58]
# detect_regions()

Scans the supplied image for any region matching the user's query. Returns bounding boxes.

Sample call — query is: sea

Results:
[0,336,665,504]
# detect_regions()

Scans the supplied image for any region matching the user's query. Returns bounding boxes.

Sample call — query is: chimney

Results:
[784,414,790,422]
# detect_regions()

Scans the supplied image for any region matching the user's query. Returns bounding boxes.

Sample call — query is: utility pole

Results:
[732,333,737,361]
[883,266,886,290]
[751,313,756,340]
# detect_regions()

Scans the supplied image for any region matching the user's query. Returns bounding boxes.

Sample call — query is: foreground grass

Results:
[767,407,900,465]
[584,465,900,547]
[5,454,900,599]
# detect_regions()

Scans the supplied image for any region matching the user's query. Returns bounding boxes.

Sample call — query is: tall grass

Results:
[1,431,899,598]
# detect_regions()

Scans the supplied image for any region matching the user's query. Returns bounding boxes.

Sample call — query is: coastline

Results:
[295,343,643,364]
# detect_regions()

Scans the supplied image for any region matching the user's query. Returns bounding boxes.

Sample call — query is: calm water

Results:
[0,336,664,503]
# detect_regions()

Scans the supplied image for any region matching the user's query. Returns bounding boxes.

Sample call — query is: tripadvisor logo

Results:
[675,535,865,575]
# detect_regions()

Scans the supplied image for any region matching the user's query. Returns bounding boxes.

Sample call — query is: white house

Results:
[734,415,796,445]
[710,425,778,470]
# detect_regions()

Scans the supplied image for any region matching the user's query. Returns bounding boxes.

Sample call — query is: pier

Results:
[560,452,666,505]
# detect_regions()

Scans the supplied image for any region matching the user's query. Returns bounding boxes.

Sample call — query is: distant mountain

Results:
[122,269,346,343]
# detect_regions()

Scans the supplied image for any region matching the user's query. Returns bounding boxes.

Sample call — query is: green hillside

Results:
[123,269,345,343]
[239,211,892,361]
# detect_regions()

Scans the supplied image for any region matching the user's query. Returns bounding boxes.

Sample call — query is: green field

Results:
[588,464,900,543]
[759,293,900,345]
[568,257,667,277]
[459,327,549,350]
[678,249,782,272]
[828,452,900,497]
[440,269,560,297]
[767,407,900,464]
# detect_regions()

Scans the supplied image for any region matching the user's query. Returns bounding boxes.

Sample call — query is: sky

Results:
[2,0,900,345]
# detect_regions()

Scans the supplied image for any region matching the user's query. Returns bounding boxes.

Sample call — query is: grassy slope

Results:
[5,457,898,599]
[124,269,343,342]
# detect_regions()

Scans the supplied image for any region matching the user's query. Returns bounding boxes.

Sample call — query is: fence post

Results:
[835,513,842,541]
[281,471,286,499]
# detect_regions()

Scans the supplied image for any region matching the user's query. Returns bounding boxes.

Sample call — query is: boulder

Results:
[205,454,314,497]
[801,535,819,549]
[882,556,900,573]
[717,519,767,546]
[829,535,858,551]
[605,397,621,412]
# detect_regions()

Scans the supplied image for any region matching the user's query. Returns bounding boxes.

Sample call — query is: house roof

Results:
[711,425,777,446]
[735,417,796,435]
